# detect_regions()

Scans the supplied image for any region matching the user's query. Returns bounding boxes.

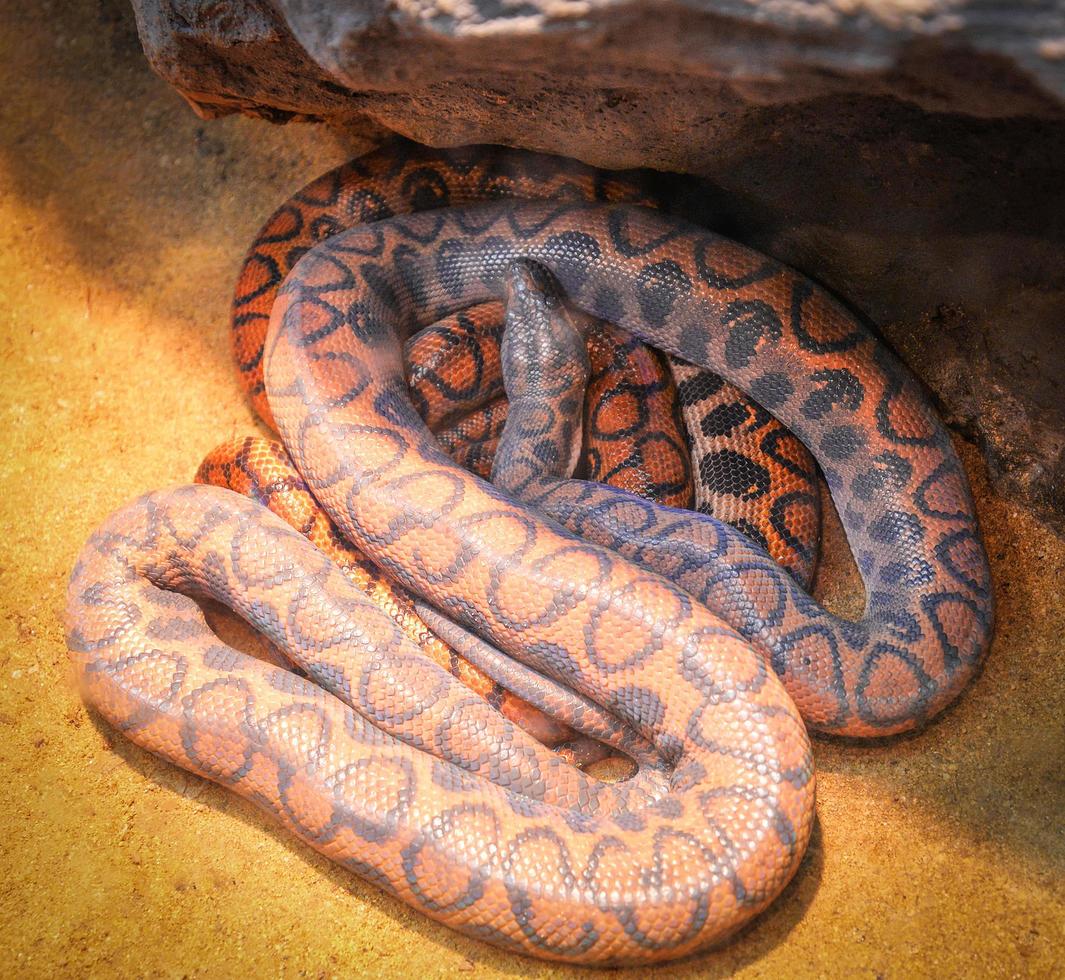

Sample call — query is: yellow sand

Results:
[0,3,1062,976]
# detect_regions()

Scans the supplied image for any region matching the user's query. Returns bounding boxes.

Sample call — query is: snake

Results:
[230,142,816,577]
[66,147,993,964]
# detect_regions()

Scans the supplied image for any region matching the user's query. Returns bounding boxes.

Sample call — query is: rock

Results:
[130,0,1065,532]
[889,308,1064,538]
[133,0,1065,126]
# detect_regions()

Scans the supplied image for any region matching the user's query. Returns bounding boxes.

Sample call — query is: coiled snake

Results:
[65,145,992,964]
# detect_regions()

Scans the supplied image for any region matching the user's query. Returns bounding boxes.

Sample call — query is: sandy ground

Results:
[1,2,1063,977]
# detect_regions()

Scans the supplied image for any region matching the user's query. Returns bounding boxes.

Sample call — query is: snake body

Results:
[671,361,821,586]
[67,149,992,964]
[196,435,586,752]
[223,141,803,765]
[200,291,696,764]
[232,143,788,539]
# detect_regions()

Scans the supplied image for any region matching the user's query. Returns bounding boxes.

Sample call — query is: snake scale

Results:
[66,144,993,964]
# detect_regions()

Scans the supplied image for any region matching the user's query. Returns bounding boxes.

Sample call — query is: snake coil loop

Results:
[66,145,991,965]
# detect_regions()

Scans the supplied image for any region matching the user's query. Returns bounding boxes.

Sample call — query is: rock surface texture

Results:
[131,0,1065,533]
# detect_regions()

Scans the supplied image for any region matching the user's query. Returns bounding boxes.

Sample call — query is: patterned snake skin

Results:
[65,150,992,964]
[217,141,797,771]
[195,435,587,755]
[198,297,694,767]
[407,306,694,511]
[230,142,794,555]
[671,361,821,586]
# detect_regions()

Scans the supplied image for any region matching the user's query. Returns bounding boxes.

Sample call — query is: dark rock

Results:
[130,0,1065,532]
[888,308,1064,537]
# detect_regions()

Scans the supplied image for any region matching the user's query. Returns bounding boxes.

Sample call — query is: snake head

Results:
[501,260,590,402]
